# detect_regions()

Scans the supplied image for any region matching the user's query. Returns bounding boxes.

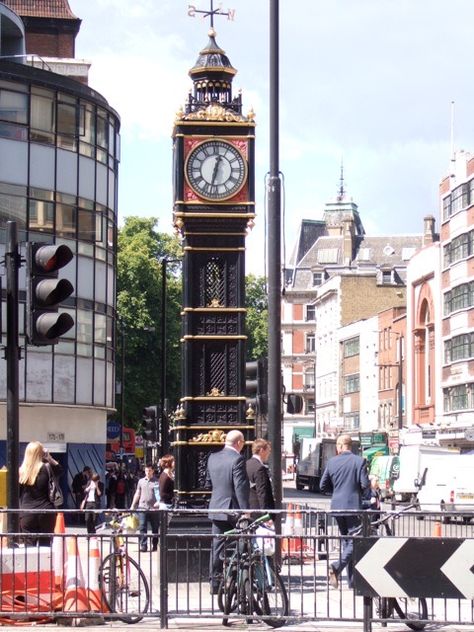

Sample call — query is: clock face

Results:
[185,139,247,201]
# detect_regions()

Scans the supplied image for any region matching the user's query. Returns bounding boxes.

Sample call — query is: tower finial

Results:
[188,1,236,29]
[337,157,345,202]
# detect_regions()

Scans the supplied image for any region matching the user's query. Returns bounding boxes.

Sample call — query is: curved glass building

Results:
[0,1,120,498]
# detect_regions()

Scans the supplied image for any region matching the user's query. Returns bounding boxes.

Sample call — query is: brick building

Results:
[282,181,432,451]
[2,0,90,83]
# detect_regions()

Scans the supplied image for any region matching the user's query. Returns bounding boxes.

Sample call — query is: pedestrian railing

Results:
[0,507,472,628]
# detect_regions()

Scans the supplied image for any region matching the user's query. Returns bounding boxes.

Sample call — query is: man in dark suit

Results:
[206,429,250,594]
[320,434,369,589]
[246,438,275,518]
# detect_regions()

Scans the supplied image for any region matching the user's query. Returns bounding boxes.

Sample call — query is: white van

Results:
[392,445,458,503]
[416,453,474,521]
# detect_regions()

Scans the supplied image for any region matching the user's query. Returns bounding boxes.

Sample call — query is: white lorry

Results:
[416,453,474,521]
[392,444,459,503]
[295,438,337,492]
[295,437,361,492]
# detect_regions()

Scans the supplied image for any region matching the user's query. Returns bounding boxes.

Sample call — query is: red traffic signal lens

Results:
[34,244,73,273]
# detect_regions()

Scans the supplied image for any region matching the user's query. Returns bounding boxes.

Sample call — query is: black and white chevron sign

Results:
[354,537,474,599]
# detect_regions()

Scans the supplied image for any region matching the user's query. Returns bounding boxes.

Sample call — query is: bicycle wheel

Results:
[392,597,428,630]
[99,553,150,624]
[221,574,238,626]
[259,559,289,628]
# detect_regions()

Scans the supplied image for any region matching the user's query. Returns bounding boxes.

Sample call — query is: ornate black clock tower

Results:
[171,23,256,506]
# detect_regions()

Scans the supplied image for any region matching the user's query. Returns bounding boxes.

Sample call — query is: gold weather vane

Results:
[188,1,235,28]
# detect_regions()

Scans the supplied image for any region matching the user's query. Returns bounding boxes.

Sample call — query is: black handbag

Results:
[46,463,64,508]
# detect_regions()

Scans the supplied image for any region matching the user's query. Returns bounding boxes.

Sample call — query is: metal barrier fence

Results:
[0,507,472,628]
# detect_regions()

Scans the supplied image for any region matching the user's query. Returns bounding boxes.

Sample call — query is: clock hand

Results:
[211,155,222,185]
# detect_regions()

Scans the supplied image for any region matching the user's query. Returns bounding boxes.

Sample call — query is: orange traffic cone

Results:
[52,513,66,588]
[433,521,442,537]
[281,504,294,556]
[63,536,89,615]
[289,506,304,557]
[86,537,107,614]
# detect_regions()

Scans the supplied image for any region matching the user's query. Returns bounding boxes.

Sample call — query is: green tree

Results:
[246,274,268,360]
[116,217,182,431]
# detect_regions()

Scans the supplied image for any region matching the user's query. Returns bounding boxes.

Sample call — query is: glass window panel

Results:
[95,313,106,344]
[0,89,28,124]
[55,340,75,355]
[94,345,105,359]
[29,199,54,232]
[77,309,93,342]
[56,203,76,237]
[78,241,94,257]
[30,91,55,143]
[97,111,108,148]
[57,102,77,150]
[78,209,96,241]
[57,102,76,135]
[0,192,26,229]
[107,221,114,249]
[61,308,76,340]
[96,246,106,261]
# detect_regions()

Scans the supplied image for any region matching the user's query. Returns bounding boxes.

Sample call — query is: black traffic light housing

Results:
[142,405,158,442]
[26,243,74,346]
[287,393,304,415]
[245,358,268,417]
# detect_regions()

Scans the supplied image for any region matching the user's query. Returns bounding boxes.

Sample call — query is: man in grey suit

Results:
[320,434,369,589]
[206,429,250,594]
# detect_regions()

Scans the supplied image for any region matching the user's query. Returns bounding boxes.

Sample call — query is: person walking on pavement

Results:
[130,463,159,552]
[19,441,63,546]
[246,438,275,520]
[206,429,250,595]
[320,433,370,589]
[72,466,91,510]
[82,472,103,534]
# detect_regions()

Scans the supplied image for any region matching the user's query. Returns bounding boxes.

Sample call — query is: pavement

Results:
[7,623,474,632]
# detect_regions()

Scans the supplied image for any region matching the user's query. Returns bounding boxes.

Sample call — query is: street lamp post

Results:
[160,257,181,455]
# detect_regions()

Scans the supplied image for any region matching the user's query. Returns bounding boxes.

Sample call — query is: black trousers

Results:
[209,519,235,586]
[20,512,56,546]
[84,501,98,534]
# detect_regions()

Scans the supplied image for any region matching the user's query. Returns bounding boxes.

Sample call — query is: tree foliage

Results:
[116,217,182,430]
[246,274,268,361]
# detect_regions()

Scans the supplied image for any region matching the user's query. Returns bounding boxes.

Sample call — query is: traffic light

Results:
[287,393,304,415]
[26,243,74,346]
[245,358,268,417]
[142,405,158,442]
[245,360,258,417]
[256,357,268,416]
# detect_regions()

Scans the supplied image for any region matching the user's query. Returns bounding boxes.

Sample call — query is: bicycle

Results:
[217,514,289,628]
[97,512,150,624]
[365,502,429,631]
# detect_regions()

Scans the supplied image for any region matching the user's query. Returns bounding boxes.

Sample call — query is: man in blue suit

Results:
[206,429,250,594]
[320,434,370,589]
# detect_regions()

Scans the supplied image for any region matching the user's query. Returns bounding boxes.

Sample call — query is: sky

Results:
[71,0,474,275]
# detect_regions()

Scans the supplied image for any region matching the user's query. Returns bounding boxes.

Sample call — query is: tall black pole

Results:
[267,0,282,512]
[6,221,20,533]
[120,323,125,461]
[160,259,169,454]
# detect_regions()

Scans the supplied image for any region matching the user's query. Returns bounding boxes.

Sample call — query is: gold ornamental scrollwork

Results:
[207,387,224,397]
[178,103,248,123]
[191,429,226,443]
